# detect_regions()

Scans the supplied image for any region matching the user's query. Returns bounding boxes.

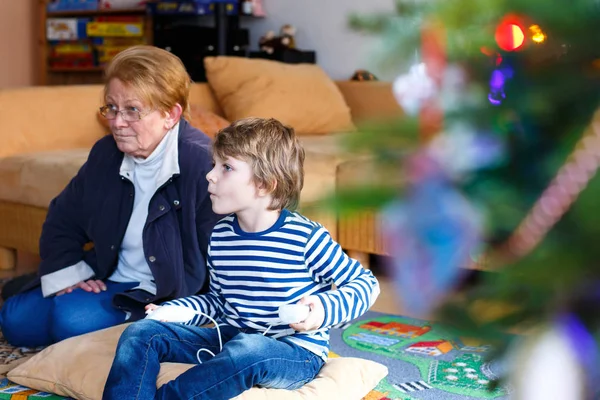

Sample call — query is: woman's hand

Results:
[289,296,325,332]
[55,279,107,296]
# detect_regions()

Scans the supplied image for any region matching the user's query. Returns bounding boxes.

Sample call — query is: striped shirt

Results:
[162,209,380,360]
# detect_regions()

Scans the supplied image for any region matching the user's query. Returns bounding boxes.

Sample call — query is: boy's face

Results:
[206,154,264,216]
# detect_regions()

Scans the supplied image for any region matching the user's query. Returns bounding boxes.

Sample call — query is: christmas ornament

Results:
[509,314,597,399]
[392,63,437,116]
[382,155,483,317]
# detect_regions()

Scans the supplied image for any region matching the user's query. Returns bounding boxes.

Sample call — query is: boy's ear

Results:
[257,179,277,197]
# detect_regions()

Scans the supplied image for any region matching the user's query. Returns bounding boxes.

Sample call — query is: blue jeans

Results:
[0,281,137,347]
[102,319,325,400]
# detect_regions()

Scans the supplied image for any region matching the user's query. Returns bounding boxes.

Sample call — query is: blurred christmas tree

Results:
[345,0,600,395]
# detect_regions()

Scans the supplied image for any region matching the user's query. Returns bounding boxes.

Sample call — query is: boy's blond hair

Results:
[104,45,191,120]
[214,118,305,211]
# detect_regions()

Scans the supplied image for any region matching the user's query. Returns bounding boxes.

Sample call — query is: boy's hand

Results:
[145,303,160,313]
[144,304,168,322]
[290,296,324,332]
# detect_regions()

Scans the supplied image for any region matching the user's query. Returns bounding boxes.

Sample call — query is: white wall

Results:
[242,0,395,81]
[0,0,36,88]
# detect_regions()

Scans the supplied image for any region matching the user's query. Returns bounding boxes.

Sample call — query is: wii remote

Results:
[145,305,198,323]
[278,304,310,324]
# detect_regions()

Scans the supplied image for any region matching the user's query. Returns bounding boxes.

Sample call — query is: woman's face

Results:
[105,78,174,158]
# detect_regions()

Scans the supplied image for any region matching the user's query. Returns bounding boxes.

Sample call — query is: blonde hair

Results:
[104,45,191,120]
[214,118,305,211]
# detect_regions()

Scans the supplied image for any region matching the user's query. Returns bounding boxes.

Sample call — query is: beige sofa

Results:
[0,81,402,270]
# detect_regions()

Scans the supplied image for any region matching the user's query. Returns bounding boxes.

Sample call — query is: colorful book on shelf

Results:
[50,41,93,55]
[91,36,145,45]
[47,0,99,12]
[98,0,147,9]
[86,21,143,36]
[46,18,90,40]
[94,15,145,22]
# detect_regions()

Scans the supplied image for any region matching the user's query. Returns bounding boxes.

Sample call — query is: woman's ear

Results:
[165,103,183,130]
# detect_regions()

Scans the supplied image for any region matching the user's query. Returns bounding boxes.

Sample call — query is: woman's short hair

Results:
[104,45,191,119]
[214,118,305,211]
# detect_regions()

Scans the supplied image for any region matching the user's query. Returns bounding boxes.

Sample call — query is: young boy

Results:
[102,118,380,400]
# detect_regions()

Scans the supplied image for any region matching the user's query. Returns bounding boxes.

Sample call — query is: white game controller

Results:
[145,305,199,323]
[278,304,310,324]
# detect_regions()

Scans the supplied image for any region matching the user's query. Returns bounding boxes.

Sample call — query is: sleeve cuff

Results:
[316,293,332,329]
[40,260,95,297]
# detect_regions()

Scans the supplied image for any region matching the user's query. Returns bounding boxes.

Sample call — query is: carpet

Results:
[0,379,64,399]
[0,309,509,400]
[329,311,509,400]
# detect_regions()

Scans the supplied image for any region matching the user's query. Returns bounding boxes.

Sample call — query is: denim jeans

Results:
[102,319,325,400]
[0,280,137,347]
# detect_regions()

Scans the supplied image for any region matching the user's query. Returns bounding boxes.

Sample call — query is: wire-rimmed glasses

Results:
[99,105,153,122]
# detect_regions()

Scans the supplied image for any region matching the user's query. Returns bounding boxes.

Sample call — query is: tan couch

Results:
[0,81,402,270]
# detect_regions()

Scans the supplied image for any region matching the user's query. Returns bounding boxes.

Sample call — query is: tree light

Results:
[495,21,525,52]
[529,25,546,44]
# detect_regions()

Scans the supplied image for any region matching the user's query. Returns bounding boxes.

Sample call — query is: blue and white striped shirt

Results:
[163,209,380,360]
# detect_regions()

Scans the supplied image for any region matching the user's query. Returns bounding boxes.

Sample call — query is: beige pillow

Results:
[8,324,387,400]
[204,56,355,136]
[188,104,231,139]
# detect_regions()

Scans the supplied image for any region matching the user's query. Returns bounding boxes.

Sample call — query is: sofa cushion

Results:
[0,85,106,159]
[204,57,355,135]
[7,323,388,400]
[335,81,403,123]
[0,135,356,210]
[299,134,353,204]
[0,149,89,209]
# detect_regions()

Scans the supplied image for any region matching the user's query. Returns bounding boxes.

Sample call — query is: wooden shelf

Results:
[38,0,155,85]
[48,66,104,72]
[47,7,147,17]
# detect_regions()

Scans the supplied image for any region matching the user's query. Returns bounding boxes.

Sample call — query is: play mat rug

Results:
[0,310,508,400]
[328,311,509,400]
[0,379,64,399]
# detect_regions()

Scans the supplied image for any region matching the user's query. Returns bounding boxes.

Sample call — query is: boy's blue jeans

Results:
[102,319,325,400]
[0,281,137,347]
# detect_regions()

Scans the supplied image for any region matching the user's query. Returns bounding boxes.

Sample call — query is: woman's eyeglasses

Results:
[99,105,153,122]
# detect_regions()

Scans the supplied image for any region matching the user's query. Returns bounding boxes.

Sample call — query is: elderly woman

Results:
[0,46,220,347]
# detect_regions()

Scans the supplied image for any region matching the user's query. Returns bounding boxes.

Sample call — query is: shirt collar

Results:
[119,122,181,187]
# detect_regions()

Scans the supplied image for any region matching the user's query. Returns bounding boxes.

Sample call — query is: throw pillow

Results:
[204,56,355,135]
[188,104,230,138]
[8,324,388,400]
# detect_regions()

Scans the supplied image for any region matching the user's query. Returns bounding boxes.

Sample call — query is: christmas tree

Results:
[345,0,600,394]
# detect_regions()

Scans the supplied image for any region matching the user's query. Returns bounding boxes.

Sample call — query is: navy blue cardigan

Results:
[27,120,220,320]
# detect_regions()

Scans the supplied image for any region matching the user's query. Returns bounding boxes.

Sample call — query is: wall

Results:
[242,0,395,81]
[0,0,37,88]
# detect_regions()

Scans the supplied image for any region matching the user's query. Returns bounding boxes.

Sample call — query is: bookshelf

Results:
[38,1,153,85]
[38,1,259,85]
